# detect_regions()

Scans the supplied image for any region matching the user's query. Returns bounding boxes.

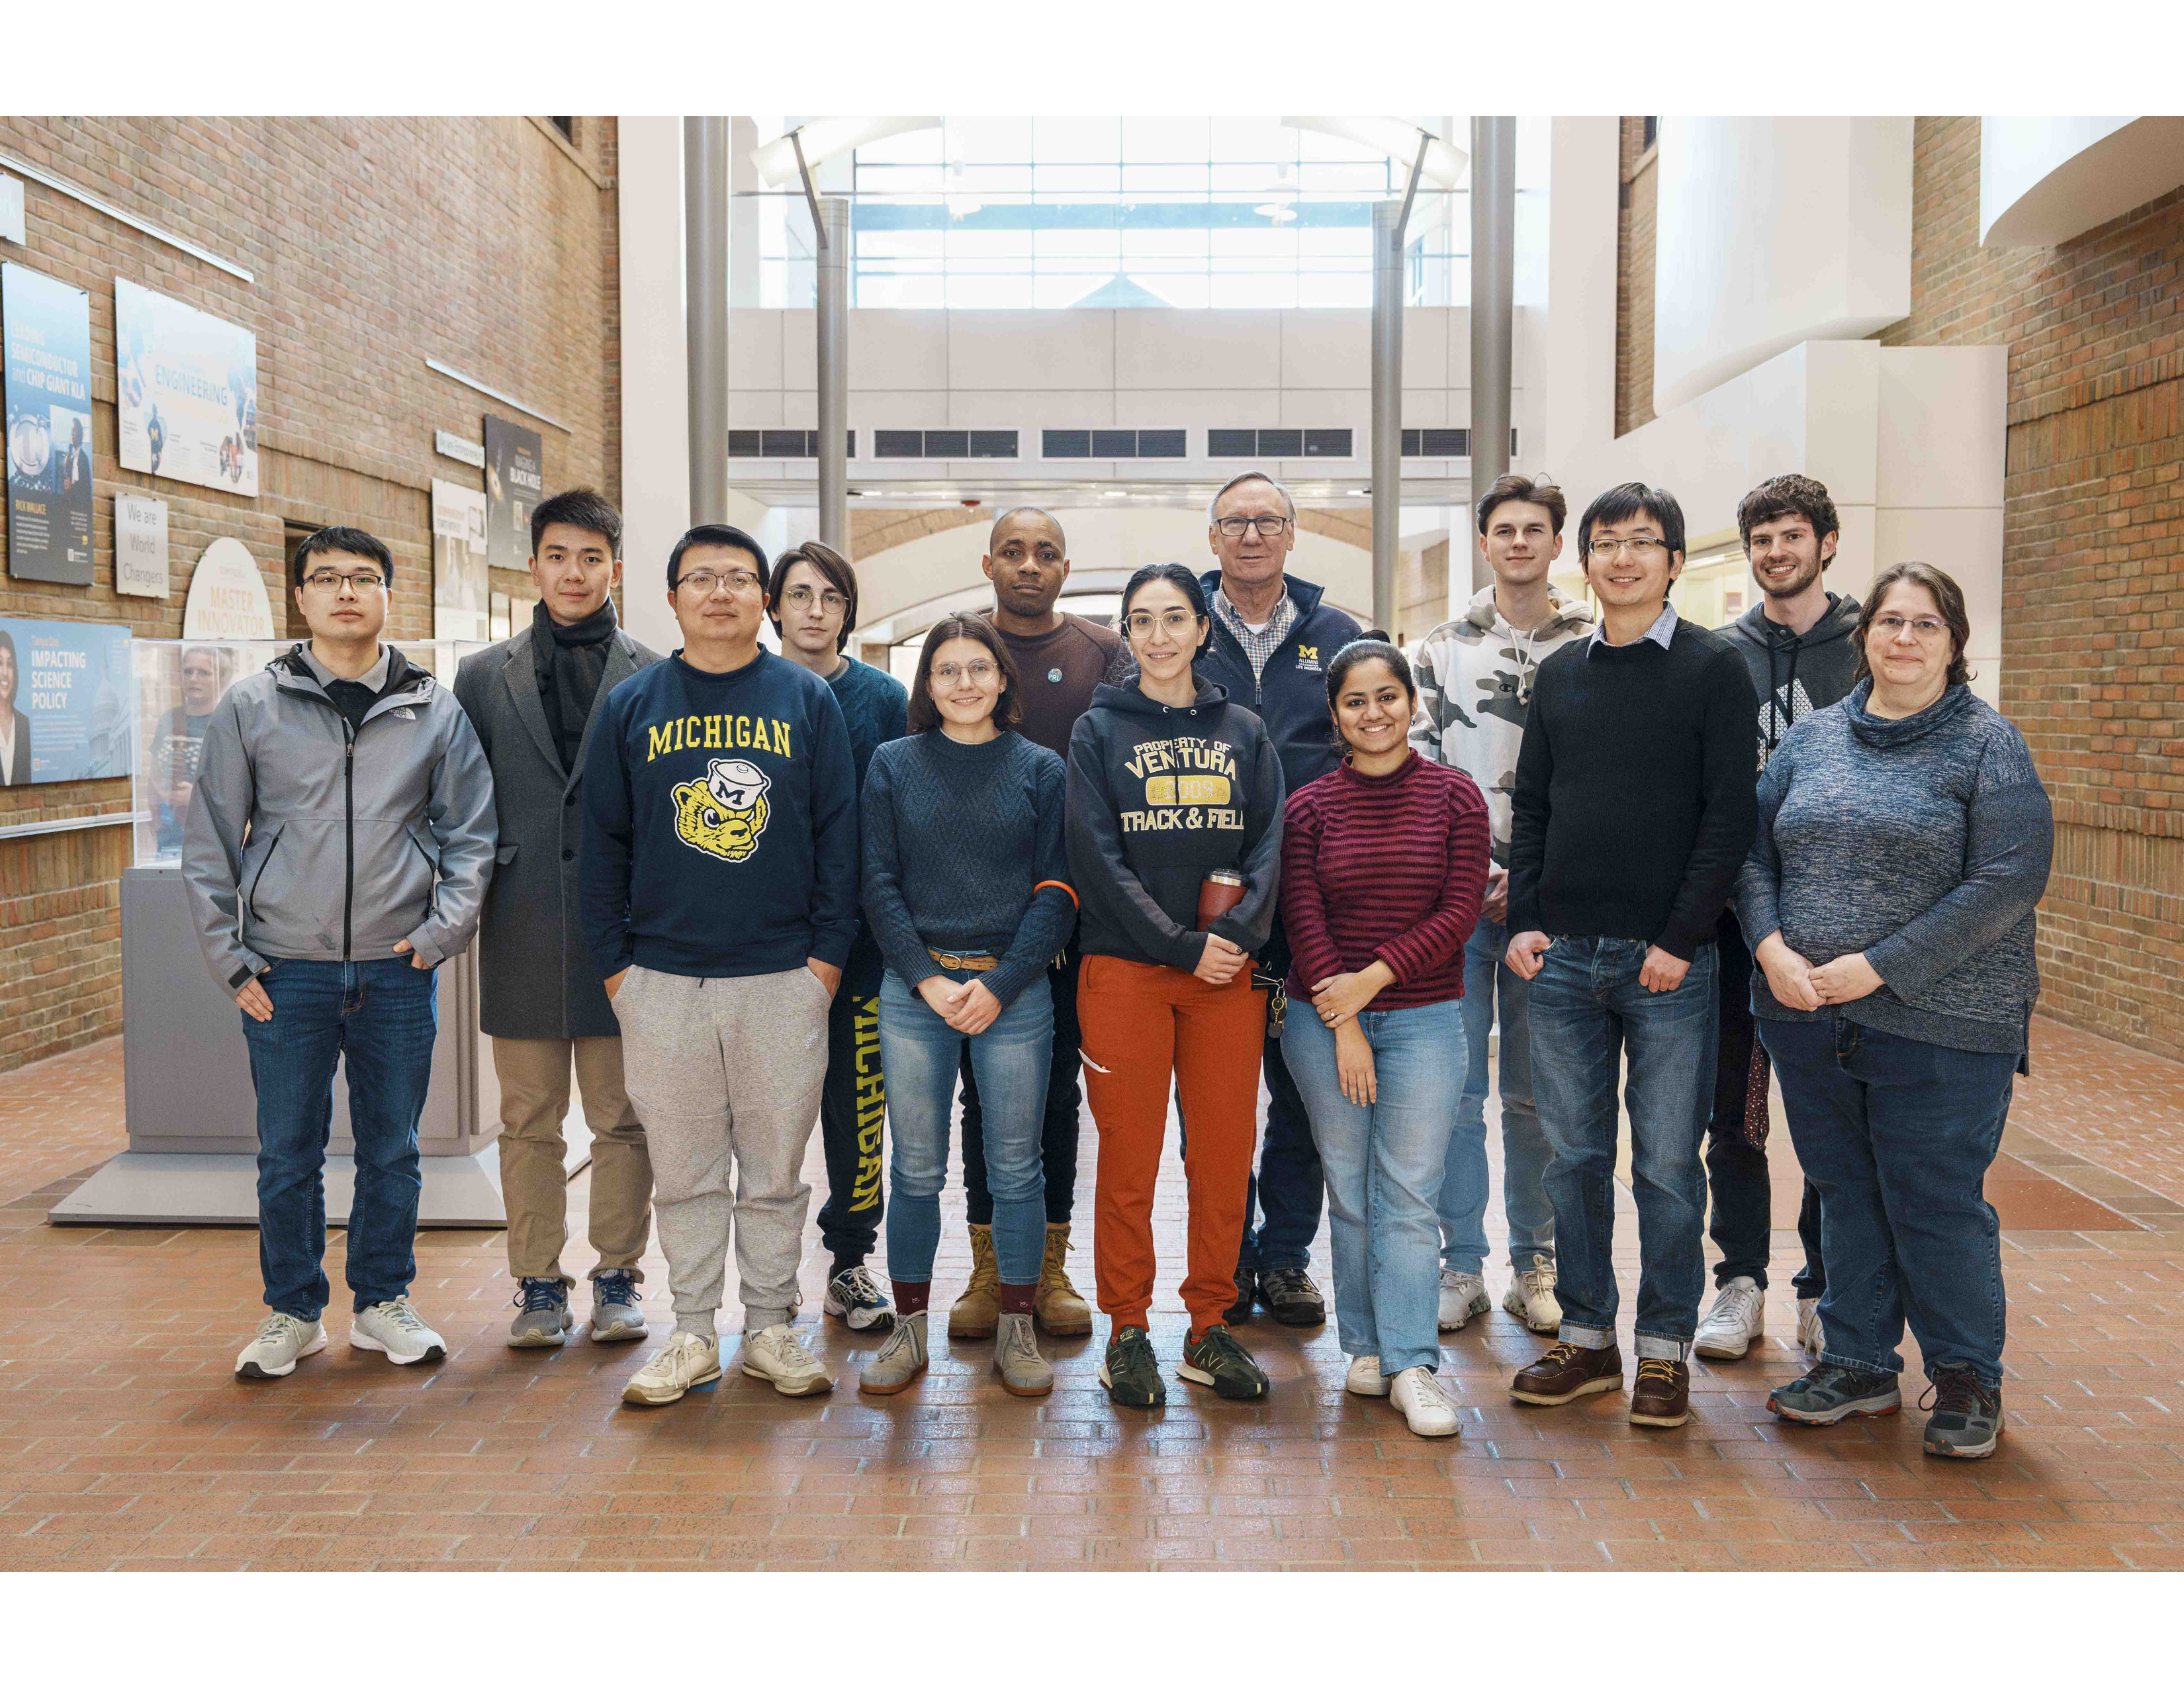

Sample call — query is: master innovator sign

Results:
[115,277,259,497]
[3,263,96,586]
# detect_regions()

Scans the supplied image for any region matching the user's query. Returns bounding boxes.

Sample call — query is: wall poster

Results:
[482,414,542,577]
[3,263,96,585]
[432,478,489,642]
[114,277,259,496]
[0,616,133,784]
[114,492,169,598]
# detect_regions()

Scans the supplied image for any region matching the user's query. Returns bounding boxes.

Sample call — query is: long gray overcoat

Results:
[453,622,660,1040]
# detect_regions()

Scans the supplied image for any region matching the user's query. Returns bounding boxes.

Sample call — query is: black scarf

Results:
[531,597,617,772]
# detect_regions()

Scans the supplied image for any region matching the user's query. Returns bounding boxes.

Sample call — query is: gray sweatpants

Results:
[614,964,831,1335]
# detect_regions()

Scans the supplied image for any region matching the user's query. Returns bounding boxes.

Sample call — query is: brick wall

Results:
[1615,118,1659,437]
[1875,118,2184,1057]
[0,117,621,1072]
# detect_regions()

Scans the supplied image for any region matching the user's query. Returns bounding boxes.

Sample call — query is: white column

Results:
[615,115,690,655]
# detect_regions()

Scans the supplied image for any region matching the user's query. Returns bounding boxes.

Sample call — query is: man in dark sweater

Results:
[1195,471,1363,1329]
[581,524,860,1409]
[1503,483,1758,1430]
[766,539,909,1335]
[1694,475,1862,1365]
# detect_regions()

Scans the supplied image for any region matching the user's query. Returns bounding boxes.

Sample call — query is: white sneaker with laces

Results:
[1390,1366,1461,1438]
[1797,1297,1823,1358]
[1345,1354,1391,1397]
[1436,1270,1490,1331]
[349,1297,447,1365]
[1692,1276,1765,1360]
[622,1330,723,1405]
[1501,1254,1562,1332]
[741,1323,834,1396]
[236,1312,326,1379]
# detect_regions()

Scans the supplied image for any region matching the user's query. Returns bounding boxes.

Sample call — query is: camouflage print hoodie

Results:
[1408,583,1594,863]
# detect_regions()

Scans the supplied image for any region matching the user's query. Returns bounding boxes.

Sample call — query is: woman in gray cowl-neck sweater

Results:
[1736,562,2052,1460]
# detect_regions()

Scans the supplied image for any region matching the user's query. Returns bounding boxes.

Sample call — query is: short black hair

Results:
[666,524,768,593]
[1576,483,1685,565]
[766,541,860,652]
[530,488,623,559]
[1476,473,1569,537]
[293,525,393,588]
[1737,473,1839,553]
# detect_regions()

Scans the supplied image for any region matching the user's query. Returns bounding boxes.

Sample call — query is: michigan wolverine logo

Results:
[672,758,772,862]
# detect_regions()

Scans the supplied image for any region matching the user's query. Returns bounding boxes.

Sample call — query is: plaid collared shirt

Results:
[1212,586,1297,686]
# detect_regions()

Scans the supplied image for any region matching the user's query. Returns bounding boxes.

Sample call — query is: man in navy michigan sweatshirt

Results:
[580,524,859,1408]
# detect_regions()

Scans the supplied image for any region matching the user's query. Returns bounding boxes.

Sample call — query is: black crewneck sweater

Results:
[1506,618,1758,959]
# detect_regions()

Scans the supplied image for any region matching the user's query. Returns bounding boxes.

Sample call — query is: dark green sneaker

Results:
[1920,1367,2002,1459]
[1099,1325,1166,1409]
[1767,1360,1902,1425]
[1178,1324,1270,1401]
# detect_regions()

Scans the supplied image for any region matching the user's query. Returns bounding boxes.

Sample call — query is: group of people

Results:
[180,461,2052,1462]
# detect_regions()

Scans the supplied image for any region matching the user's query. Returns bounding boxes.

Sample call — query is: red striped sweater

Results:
[1280,751,1491,1009]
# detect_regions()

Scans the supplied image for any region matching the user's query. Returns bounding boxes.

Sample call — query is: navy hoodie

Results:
[580,648,859,980]
[1195,569,1363,796]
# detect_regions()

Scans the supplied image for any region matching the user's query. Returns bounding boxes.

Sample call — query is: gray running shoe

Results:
[351,1297,447,1366]
[858,1309,929,1395]
[1921,1368,2003,1459]
[823,1264,894,1332]
[508,1278,572,1348]
[1768,1360,1903,1425]
[236,1312,326,1379]
[589,1270,646,1342]
[993,1311,1054,1397]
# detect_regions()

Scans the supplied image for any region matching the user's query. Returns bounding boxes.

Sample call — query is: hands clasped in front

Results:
[1754,932,1882,1009]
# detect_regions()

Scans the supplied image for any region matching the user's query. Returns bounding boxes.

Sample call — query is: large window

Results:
[745,117,1468,310]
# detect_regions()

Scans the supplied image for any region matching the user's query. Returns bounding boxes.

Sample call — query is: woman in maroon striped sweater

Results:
[1280,639,1490,1438]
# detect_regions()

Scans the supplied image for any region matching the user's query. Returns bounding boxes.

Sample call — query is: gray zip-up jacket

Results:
[181,644,497,993]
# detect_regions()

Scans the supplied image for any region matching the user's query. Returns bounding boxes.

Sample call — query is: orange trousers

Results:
[1077,954,1267,1333]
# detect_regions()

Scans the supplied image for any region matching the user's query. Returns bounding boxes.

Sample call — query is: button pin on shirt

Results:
[1048,667,1062,684]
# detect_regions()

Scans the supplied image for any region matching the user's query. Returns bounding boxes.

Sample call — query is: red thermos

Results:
[1197,868,1246,929]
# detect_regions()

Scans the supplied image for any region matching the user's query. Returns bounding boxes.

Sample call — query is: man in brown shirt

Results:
[951,507,1128,1342]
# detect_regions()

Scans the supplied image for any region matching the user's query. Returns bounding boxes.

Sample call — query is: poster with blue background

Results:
[0,618,133,785]
[2,264,97,586]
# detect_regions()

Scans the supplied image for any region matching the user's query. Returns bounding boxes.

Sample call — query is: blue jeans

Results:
[878,967,1051,1286]
[240,957,438,1320]
[1759,1016,2017,1388]
[1440,917,1555,1273]
[1527,937,1718,1361]
[1285,996,1465,1375]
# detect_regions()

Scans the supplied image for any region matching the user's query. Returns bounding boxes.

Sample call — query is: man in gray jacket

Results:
[183,525,496,1382]
[455,489,660,1349]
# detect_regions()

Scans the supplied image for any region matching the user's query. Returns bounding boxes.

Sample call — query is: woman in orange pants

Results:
[1064,563,1286,1410]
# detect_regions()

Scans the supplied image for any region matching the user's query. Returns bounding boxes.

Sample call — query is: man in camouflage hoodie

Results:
[1410,475,1594,1336]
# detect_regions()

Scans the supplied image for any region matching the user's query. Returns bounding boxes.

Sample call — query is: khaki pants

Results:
[493,1036,653,1286]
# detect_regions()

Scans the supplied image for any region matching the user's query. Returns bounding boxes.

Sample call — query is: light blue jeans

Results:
[878,967,1051,1286]
[1439,917,1557,1274]
[1284,995,1466,1376]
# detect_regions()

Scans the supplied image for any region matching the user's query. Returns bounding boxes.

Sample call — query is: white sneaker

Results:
[1437,1270,1491,1331]
[1345,1354,1391,1397]
[1390,1366,1461,1438]
[1692,1276,1765,1360]
[1502,1254,1562,1332]
[349,1297,447,1366]
[1797,1297,1823,1358]
[622,1330,723,1406]
[741,1323,834,1397]
[235,1312,326,1379]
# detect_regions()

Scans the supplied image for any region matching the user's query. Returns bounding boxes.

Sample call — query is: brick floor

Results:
[1,1015,2181,1572]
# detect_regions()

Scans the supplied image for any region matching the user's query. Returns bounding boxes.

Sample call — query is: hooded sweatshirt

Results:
[1410,583,1594,861]
[1066,677,1285,972]
[1719,591,1862,773]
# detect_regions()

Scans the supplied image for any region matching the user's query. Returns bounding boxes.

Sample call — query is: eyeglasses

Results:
[1585,536,1667,560]
[1872,613,1948,640]
[782,585,848,613]
[1214,515,1292,539]
[678,567,762,596]
[932,661,999,686]
[1123,608,1200,639]
[302,569,387,594]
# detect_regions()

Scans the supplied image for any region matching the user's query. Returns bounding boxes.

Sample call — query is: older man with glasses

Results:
[1193,471,1363,1329]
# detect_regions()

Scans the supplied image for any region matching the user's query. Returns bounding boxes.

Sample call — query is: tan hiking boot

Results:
[948,1223,1000,1340]
[1033,1222,1093,1337]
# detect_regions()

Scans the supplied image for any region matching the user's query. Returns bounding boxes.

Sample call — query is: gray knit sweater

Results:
[1735,681,2053,1056]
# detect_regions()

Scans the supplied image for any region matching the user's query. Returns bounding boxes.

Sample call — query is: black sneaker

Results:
[1767,1360,1902,1425]
[1225,1266,1256,1325]
[1099,1325,1166,1409]
[823,1263,895,1333]
[1256,1267,1326,1327]
[1178,1325,1271,1401]
[1920,1367,2003,1459]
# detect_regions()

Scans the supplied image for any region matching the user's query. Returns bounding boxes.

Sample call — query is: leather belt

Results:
[928,948,999,972]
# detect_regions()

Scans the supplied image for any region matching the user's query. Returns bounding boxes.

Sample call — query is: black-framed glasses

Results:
[302,569,387,594]
[1214,515,1292,539]
[1585,536,1667,560]
[679,567,762,596]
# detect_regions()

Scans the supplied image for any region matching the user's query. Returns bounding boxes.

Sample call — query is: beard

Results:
[1756,555,1823,600]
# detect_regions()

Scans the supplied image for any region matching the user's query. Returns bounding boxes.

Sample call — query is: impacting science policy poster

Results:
[0,617,133,785]
[3,264,97,586]
[114,277,259,497]
[482,415,543,577]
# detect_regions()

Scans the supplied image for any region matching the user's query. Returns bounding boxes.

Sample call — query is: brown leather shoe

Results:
[1629,1356,1692,1427]
[1510,1340,1623,1405]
